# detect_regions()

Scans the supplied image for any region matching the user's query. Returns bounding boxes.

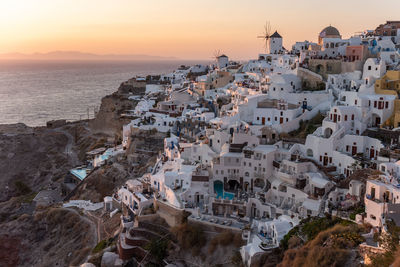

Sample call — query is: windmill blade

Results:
[266,21,272,37]
[214,49,221,58]
[212,49,222,62]
[257,21,272,53]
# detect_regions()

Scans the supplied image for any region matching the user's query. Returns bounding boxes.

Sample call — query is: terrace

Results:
[188,212,249,230]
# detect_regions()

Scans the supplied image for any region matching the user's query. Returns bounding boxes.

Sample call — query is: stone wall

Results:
[297,67,324,89]
[308,59,342,80]
[307,59,364,80]
[341,61,364,73]
[155,199,186,227]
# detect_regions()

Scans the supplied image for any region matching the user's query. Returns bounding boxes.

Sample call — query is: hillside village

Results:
[10,21,400,267]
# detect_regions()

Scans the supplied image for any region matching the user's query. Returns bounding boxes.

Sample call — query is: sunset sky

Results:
[1,0,400,60]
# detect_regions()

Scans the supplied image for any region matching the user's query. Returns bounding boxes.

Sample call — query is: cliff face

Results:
[0,124,73,202]
[89,92,137,137]
[117,78,146,95]
[0,206,96,267]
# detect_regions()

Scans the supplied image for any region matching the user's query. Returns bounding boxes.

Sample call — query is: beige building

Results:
[195,71,233,96]
[375,71,400,127]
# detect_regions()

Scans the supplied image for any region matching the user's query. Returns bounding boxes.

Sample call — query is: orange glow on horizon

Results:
[1,0,400,60]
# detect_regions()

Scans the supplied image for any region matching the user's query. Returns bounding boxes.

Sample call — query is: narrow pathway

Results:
[64,208,98,263]
[85,210,103,242]
[50,127,80,166]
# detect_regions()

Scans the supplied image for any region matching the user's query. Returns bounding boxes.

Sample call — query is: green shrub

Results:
[144,238,168,263]
[92,238,113,254]
[349,206,365,220]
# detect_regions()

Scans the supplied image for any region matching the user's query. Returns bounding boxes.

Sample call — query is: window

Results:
[257,117,260,121]
[344,115,348,121]
[351,114,354,120]
[386,102,389,108]
[216,170,219,174]
[275,117,277,121]
[221,170,224,175]
[355,100,357,105]
[368,66,371,70]
[244,162,246,166]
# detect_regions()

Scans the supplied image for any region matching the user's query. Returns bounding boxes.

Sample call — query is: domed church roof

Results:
[320,26,340,37]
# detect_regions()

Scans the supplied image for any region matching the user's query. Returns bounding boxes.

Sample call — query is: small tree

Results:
[144,238,168,264]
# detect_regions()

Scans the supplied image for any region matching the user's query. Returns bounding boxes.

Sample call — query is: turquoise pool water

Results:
[70,168,89,180]
[214,182,235,200]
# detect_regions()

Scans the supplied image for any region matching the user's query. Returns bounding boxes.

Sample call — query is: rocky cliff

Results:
[89,92,137,138]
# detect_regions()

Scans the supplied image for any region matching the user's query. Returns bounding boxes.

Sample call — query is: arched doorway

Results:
[244,182,250,192]
[324,127,333,138]
[254,178,265,190]
[228,180,240,191]
[316,64,324,74]
[372,113,381,127]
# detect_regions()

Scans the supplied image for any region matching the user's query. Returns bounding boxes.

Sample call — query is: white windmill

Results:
[212,49,228,69]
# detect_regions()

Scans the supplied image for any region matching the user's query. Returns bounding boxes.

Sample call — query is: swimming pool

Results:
[214,181,235,200]
[70,168,89,180]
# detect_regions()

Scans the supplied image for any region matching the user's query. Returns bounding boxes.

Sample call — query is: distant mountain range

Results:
[0,51,179,60]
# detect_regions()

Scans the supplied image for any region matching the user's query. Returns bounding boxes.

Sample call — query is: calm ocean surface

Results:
[0,60,205,127]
